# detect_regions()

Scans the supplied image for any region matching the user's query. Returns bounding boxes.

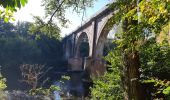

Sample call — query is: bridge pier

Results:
[84,57,106,77]
[67,57,106,77]
[68,71,84,97]
[68,57,106,77]
[67,58,84,97]
[68,58,83,71]
[67,57,106,97]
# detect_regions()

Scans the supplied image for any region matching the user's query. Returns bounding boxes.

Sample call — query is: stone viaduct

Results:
[62,4,115,76]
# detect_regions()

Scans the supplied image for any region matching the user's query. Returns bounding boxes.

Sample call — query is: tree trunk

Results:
[122,51,145,100]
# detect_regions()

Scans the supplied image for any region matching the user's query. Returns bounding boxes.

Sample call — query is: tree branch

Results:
[48,0,66,23]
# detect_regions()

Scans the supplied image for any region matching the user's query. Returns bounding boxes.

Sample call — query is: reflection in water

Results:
[53,71,87,99]
[54,91,61,100]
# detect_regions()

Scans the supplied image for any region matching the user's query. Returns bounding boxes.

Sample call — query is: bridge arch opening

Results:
[95,22,122,58]
[75,32,90,58]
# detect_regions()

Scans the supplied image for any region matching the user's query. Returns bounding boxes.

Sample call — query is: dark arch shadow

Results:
[75,32,90,58]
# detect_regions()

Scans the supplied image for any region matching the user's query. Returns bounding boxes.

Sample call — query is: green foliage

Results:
[29,85,60,96]
[163,86,170,95]
[140,39,170,79]
[142,78,170,98]
[0,20,64,90]
[0,0,28,9]
[108,0,170,53]
[61,75,70,81]
[0,75,7,90]
[139,38,170,99]
[91,72,123,100]
[91,46,124,100]
[0,0,28,22]
[0,73,7,99]
[29,16,61,40]
[0,9,14,22]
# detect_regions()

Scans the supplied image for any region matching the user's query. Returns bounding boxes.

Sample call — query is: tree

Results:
[20,64,52,89]
[0,0,27,9]
[140,38,170,99]
[0,0,28,22]
[29,16,61,40]
[0,19,16,37]
[0,20,65,90]
[107,0,170,99]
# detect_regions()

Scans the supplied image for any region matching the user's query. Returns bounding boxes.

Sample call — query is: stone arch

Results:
[95,18,115,58]
[75,32,90,58]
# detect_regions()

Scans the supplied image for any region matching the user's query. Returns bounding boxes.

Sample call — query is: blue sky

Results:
[14,0,111,37]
